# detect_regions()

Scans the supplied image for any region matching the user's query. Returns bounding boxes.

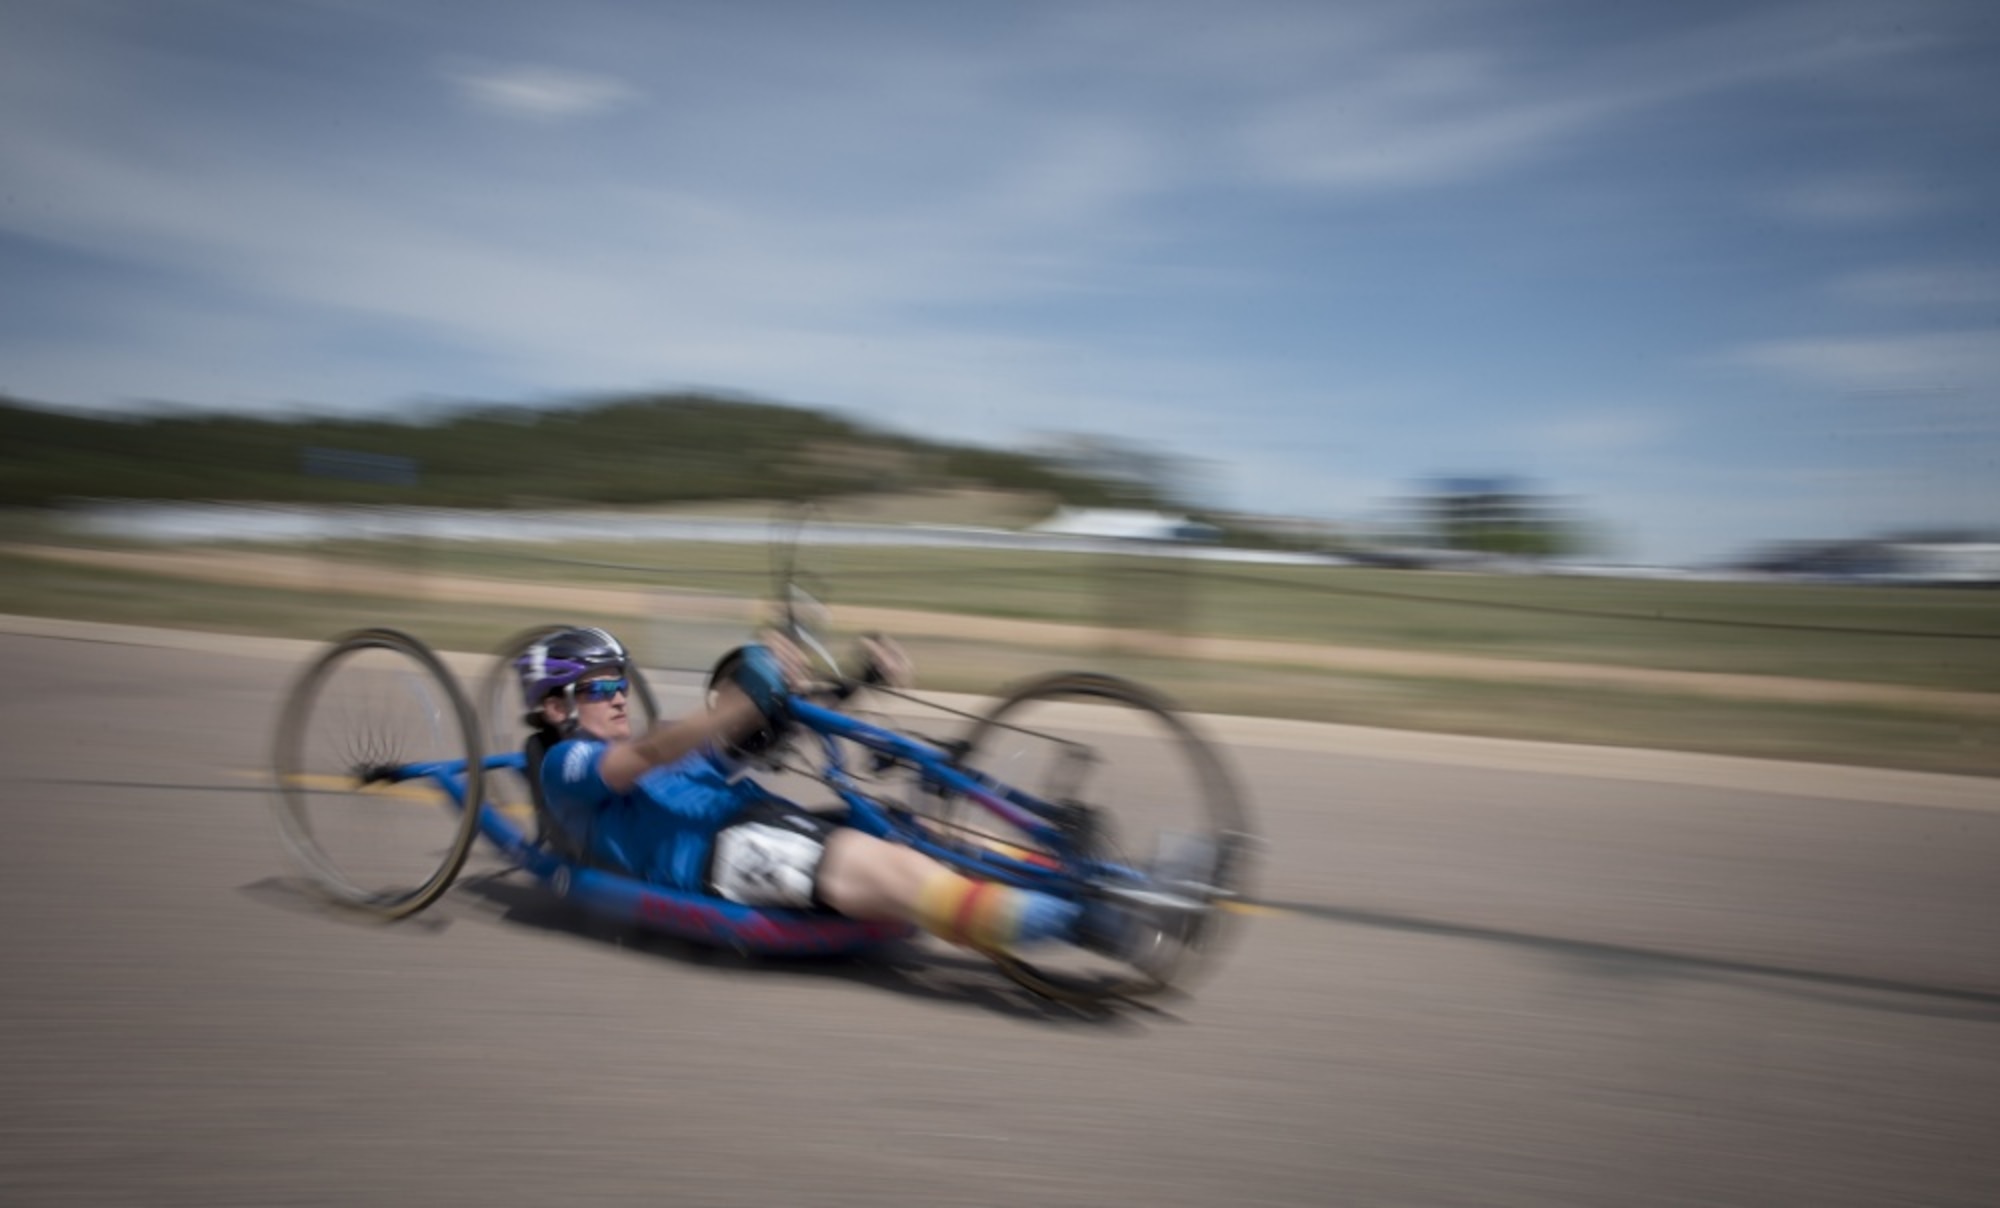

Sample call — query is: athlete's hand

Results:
[729,643,800,720]
[854,634,914,690]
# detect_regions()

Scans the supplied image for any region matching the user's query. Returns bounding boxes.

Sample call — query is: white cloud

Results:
[1233,2,1940,195]
[1766,175,1942,226]
[444,62,640,121]
[1240,49,1609,190]
[1733,330,2000,394]
[1250,88,1603,191]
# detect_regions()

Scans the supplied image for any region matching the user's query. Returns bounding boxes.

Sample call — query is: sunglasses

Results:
[574,677,630,703]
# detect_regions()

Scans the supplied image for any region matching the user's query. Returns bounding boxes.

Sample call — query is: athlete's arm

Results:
[594,692,763,792]
[595,639,808,793]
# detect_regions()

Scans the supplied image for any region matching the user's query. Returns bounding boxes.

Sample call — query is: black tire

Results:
[954,672,1254,1002]
[476,625,660,839]
[271,628,485,918]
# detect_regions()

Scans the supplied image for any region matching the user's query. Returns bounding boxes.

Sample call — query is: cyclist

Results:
[518,626,1164,961]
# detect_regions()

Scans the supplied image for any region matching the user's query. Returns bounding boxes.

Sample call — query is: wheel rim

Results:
[272,630,483,917]
[953,673,1253,1000]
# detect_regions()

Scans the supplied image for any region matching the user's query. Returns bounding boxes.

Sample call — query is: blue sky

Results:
[3,0,1997,563]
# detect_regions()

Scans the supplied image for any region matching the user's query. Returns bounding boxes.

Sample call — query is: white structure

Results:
[1030,508,1219,542]
[1891,543,2000,584]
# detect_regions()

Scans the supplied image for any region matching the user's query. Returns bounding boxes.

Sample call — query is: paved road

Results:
[3,624,1997,1207]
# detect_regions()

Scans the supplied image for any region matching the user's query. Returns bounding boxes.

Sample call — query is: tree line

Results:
[0,393,1172,511]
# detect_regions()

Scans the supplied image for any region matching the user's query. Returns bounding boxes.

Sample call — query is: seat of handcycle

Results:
[513,730,915,955]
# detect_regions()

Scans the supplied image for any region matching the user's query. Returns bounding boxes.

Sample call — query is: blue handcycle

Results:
[270,574,1253,1003]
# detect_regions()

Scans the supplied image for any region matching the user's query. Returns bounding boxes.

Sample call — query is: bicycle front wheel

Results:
[955,672,1254,1001]
[271,628,485,918]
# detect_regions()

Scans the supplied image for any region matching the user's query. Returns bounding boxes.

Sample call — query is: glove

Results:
[729,644,792,720]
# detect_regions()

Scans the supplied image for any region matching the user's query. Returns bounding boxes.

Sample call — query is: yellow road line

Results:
[251,769,530,818]
[275,772,449,803]
[1219,901,1288,917]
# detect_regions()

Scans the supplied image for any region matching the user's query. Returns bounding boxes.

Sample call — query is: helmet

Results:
[515,626,631,709]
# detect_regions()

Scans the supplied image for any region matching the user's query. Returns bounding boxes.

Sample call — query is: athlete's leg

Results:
[705,805,1083,951]
[815,829,1079,950]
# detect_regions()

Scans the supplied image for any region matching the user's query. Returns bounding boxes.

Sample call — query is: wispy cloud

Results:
[1765,174,1944,226]
[1243,56,1609,190]
[1233,2,1938,194]
[1733,330,2000,394]
[444,62,640,121]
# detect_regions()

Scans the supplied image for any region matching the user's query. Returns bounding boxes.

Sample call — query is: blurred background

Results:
[3,5,1998,1206]
[5,1,1997,780]
[4,391,1997,773]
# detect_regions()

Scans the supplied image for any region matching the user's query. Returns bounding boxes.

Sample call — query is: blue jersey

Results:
[539,739,764,891]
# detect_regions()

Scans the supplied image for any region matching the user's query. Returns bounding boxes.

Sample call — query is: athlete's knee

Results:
[817,830,934,917]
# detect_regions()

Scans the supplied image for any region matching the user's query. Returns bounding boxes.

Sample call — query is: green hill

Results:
[0,393,1171,512]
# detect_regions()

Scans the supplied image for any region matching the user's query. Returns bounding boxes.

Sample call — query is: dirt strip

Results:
[14,542,2000,717]
[5,610,1994,811]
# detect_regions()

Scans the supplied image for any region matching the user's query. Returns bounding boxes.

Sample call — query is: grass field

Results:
[5,538,1996,776]
[304,538,2000,692]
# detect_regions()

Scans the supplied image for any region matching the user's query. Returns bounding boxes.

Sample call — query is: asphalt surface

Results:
[3,623,1997,1207]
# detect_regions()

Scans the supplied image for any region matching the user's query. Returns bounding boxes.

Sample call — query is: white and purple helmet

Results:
[515,626,631,708]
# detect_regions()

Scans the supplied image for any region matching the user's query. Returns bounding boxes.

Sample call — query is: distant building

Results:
[1389,475,1585,558]
[1031,507,1220,542]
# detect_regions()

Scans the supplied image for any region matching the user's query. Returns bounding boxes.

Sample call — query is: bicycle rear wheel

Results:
[476,624,661,845]
[955,672,1254,1002]
[271,628,484,918]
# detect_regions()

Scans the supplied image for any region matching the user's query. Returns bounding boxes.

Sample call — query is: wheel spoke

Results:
[270,629,484,918]
[953,671,1252,1002]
